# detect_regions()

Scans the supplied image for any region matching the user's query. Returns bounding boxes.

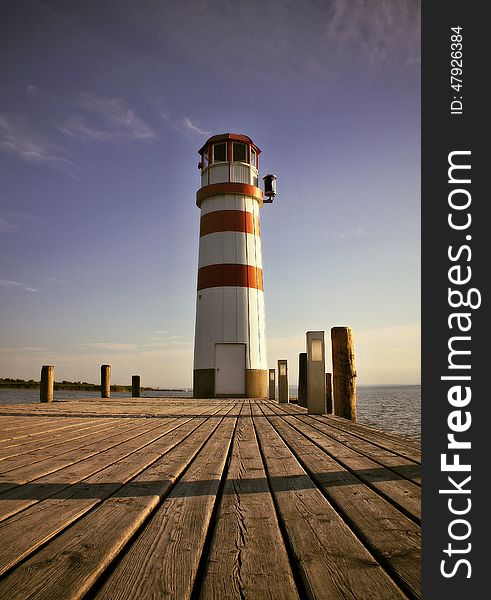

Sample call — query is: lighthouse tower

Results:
[193,133,271,398]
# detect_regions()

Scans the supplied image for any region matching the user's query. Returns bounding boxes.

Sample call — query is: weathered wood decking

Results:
[0,398,421,599]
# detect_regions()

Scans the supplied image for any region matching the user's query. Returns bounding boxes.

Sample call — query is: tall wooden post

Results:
[132,375,141,398]
[268,369,276,400]
[326,372,332,414]
[278,360,289,404]
[306,331,326,414]
[298,352,307,408]
[331,327,356,421]
[101,364,111,399]
[40,365,54,403]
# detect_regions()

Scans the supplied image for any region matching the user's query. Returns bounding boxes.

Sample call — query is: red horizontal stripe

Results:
[196,182,263,208]
[200,210,260,237]
[197,264,264,291]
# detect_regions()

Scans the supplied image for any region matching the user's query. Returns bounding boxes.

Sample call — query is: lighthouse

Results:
[193,133,275,398]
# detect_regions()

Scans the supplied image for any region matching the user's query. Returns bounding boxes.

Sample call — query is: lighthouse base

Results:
[193,369,268,399]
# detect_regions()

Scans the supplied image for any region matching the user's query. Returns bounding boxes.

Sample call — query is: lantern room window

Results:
[251,148,257,169]
[233,142,247,163]
[213,143,227,162]
[201,150,209,168]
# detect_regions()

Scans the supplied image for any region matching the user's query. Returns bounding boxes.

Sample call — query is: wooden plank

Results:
[0,415,79,434]
[92,406,238,600]
[0,398,423,599]
[267,400,421,457]
[0,398,202,420]
[293,413,421,486]
[326,414,421,449]
[263,405,421,520]
[251,403,409,600]
[0,397,231,418]
[199,402,300,600]
[0,403,236,580]
[0,418,183,522]
[272,412,421,522]
[314,411,420,450]
[258,406,420,599]
[0,400,219,482]
[0,401,235,521]
[0,417,97,442]
[0,403,237,599]
[318,415,421,457]
[0,418,123,461]
[268,400,421,459]
[0,419,133,480]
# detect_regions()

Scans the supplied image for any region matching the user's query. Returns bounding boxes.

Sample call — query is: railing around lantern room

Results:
[200,141,259,188]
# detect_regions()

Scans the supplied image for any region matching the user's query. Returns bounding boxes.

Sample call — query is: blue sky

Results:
[0,0,420,387]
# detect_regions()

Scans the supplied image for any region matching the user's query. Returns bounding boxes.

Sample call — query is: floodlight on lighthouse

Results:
[263,174,277,203]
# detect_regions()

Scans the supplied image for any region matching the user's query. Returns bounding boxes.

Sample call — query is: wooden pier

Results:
[0,398,421,599]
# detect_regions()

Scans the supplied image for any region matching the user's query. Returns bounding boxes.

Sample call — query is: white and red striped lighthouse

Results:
[193,133,270,398]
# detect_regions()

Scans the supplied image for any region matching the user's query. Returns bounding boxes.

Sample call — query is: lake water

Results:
[353,384,420,440]
[0,384,420,440]
[0,389,192,404]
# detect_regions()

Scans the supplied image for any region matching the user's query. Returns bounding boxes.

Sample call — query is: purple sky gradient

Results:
[0,0,420,387]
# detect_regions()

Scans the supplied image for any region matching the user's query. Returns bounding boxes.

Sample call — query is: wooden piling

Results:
[326,372,332,414]
[298,353,307,408]
[40,365,54,403]
[132,375,141,398]
[331,327,356,421]
[101,365,111,399]
[268,369,276,400]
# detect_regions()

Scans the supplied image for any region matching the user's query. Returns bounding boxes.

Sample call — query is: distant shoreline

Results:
[0,379,186,393]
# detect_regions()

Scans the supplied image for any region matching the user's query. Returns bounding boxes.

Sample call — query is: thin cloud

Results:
[0,218,18,233]
[0,279,38,292]
[77,342,138,351]
[160,110,209,139]
[181,117,210,136]
[0,114,73,169]
[323,227,367,239]
[0,346,49,353]
[59,94,156,142]
[142,340,192,349]
[26,84,39,96]
[0,211,44,233]
[25,85,57,102]
[58,116,110,141]
[136,0,419,90]
[325,0,420,68]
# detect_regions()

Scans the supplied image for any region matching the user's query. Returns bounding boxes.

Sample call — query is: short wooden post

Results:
[278,360,289,403]
[268,369,276,400]
[132,375,141,398]
[306,331,326,414]
[101,364,111,399]
[331,327,357,421]
[326,372,332,414]
[40,365,54,403]
[298,352,307,408]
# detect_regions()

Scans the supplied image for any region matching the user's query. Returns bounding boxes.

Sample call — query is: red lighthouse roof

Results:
[198,133,261,156]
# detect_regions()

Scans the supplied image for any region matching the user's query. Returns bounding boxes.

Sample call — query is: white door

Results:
[215,344,246,395]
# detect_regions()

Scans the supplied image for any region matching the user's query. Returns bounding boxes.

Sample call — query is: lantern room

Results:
[198,133,261,188]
